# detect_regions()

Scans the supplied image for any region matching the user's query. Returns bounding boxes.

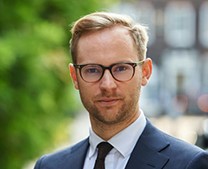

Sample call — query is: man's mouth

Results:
[95,98,121,107]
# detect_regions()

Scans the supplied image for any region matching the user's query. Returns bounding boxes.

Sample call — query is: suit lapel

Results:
[67,138,89,169]
[125,120,170,169]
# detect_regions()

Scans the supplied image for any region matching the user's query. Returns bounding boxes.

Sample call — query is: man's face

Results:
[70,26,151,128]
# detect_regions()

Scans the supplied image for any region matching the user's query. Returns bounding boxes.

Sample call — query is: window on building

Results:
[199,1,208,48]
[164,1,196,48]
[136,2,156,45]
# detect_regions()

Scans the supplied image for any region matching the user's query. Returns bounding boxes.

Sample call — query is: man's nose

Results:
[99,70,117,90]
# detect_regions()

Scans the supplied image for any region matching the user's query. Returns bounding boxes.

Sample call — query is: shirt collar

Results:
[88,110,146,158]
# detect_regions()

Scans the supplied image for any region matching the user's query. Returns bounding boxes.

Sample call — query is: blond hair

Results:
[70,12,149,63]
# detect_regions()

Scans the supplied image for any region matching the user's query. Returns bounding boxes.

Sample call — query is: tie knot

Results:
[97,142,113,160]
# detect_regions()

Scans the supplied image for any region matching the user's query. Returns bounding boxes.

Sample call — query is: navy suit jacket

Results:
[34,121,208,169]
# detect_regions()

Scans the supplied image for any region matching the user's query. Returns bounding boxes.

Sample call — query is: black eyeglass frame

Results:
[73,60,145,83]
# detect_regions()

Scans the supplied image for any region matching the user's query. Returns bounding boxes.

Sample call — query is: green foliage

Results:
[0,0,116,168]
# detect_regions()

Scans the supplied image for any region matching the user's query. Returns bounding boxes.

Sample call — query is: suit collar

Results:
[125,120,170,169]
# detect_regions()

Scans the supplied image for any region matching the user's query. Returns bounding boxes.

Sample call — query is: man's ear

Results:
[141,58,152,86]
[69,63,79,90]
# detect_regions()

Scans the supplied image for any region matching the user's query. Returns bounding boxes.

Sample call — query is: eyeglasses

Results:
[73,60,144,83]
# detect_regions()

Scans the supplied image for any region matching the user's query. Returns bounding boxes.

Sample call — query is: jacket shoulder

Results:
[139,120,208,168]
[155,125,208,168]
[34,138,89,169]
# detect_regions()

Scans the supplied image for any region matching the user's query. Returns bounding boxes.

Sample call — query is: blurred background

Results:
[0,0,207,169]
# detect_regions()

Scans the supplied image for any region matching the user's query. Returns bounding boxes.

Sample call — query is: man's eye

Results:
[114,65,128,72]
[83,66,101,74]
[87,68,99,73]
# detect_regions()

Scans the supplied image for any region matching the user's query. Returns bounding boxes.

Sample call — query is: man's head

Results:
[69,12,152,138]
[70,12,149,64]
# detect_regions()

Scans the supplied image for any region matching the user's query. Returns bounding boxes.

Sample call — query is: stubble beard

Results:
[79,91,140,126]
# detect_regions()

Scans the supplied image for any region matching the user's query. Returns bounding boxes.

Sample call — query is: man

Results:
[34,12,208,169]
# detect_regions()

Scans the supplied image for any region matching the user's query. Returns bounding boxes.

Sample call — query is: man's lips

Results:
[95,98,121,107]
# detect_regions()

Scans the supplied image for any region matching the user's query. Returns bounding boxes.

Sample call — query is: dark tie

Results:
[93,142,113,169]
